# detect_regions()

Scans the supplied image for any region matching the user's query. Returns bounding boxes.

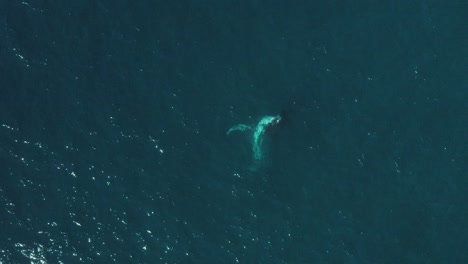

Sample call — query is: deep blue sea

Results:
[1,1,467,263]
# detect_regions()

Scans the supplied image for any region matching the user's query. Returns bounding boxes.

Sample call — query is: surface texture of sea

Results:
[0,1,467,263]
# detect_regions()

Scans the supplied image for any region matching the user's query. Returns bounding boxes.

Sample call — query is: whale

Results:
[227,114,282,161]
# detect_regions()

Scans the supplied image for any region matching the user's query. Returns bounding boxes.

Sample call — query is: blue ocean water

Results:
[1,1,467,263]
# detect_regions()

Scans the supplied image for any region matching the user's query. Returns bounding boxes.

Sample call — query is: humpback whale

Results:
[227,114,282,161]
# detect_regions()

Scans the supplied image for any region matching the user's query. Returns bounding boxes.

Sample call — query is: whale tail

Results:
[227,114,285,170]
[226,124,252,135]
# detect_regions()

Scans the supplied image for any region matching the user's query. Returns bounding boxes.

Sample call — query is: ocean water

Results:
[0,1,467,263]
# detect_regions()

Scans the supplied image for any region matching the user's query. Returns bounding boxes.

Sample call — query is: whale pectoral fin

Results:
[226,124,252,135]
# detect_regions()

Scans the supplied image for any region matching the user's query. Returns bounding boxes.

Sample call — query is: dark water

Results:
[1,1,467,263]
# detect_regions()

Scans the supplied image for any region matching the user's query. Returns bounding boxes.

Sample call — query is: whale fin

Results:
[226,124,252,135]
